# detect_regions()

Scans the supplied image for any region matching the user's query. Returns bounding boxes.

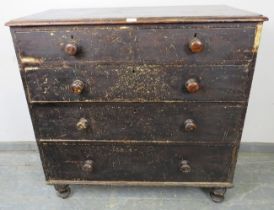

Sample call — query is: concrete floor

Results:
[0,150,274,210]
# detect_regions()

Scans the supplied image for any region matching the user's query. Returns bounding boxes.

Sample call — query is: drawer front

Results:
[32,103,245,142]
[26,64,252,103]
[40,142,234,182]
[14,24,256,65]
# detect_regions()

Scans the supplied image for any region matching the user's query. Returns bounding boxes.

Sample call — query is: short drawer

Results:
[40,142,234,182]
[13,23,256,65]
[32,103,245,143]
[25,64,252,102]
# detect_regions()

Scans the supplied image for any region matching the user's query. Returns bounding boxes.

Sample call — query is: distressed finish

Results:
[25,64,253,102]
[40,142,235,182]
[5,5,267,26]
[7,6,267,202]
[12,24,257,65]
[32,103,246,142]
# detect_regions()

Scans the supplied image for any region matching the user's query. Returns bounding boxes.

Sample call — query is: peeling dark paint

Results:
[7,12,265,201]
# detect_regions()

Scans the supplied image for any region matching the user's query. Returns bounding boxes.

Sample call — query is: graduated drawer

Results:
[40,142,235,182]
[33,103,245,143]
[26,64,252,103]
[13,23,256,65]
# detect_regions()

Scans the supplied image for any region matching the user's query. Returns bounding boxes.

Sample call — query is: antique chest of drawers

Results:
[7,5,267,202]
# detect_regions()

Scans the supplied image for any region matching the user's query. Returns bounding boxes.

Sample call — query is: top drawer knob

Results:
[70,80,84,95]
[64,43,78,56]
[185,78,200,93]
[189,37,204,53]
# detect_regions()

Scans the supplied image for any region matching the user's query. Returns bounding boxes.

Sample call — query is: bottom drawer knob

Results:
[82,160,94,172]
[180,159,191,174]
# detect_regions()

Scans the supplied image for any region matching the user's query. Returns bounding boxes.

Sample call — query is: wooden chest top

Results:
[6,5,267,26]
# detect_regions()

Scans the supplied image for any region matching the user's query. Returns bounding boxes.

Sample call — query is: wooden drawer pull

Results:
[76,118,88,130]
[82,160,94,172]
[184,119,197,132]
[189,37,204,53]
[64,43,78,56]
[185,78,200,93]
[70,80,84,94]
[179,159,191,174]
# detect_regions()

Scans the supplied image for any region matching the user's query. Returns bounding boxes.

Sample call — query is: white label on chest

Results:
[126,18,137,22]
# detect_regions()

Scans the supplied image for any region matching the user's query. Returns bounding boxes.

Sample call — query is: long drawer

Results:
[32,103,245,143]
[40,142,235,182]
[25,64,252,103]
[13,24,256,65]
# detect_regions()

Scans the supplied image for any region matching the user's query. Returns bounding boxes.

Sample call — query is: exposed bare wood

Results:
[252,23,263,53]
[20,56,43,66]
[47,180,233,188]
[7,6,267,201]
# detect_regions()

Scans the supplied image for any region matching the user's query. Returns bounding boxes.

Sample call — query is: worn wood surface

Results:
[47,180,233,188]
[25,64,252,102]
[6,5,267,26]
[7,7,266,192]
[13,24,256,65]
[40,141,234,182]
[32,103,246,143]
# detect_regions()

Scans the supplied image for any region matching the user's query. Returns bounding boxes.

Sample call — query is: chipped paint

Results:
[119,26,129,30]
[21,56,43,66]
[47,180,233,188]
[24,66,40,71]
[7,17,266,198]
[25,64,251,103]
[252,23,263,53]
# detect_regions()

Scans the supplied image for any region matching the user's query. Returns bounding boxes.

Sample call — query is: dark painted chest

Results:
[7,5,267,202]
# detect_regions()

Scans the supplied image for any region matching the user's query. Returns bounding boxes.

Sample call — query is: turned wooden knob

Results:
[64,43,78,56]
[76,118,88,130]
[185,78,200,93]
[189,37,204,53]
[180,159,191,174]
[70,80,84,94]
[184,119,197,132]
[82,160,94,172]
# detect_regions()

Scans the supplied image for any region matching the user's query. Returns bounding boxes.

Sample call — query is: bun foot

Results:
[54,184,71,199]
[210,188,226,203]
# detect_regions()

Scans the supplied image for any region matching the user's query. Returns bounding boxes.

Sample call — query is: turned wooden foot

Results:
[209,188,226,203]
[54,184,71,199]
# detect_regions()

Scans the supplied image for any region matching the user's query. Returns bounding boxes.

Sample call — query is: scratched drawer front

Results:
[40,142,234,182]
[32,103,245,142]
[26,64,251,102]
[14,26,133,64]
[134,25,255,65]
[13,24,256,65]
